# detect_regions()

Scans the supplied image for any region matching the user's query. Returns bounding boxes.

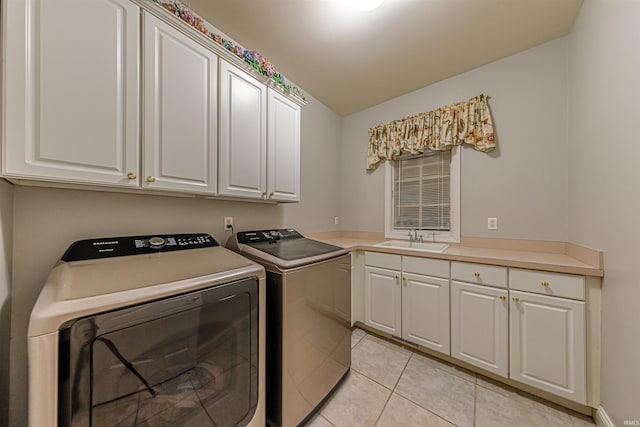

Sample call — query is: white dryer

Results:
[28,233,266,427]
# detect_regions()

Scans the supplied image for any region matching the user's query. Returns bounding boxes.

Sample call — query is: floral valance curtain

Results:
[366,94,495,170]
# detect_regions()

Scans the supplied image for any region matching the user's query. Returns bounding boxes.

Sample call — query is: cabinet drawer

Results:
[402,256,449,278]
[509,269,585,300]
[451,262,507,288]
[365,252,401,270]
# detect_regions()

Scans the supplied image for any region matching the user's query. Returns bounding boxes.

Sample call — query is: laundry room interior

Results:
[1,0,639,426]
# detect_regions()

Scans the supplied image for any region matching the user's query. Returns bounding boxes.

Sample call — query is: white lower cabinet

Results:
[359,254,592,405]
[364,265,402,336]
[402,272,450,353]
[451,262,509,376]
[451,281,508,377]
[510,290,586,404]
[364,253,450,355]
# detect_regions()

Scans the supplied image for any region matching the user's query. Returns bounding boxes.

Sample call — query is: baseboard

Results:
[596,405,615,427]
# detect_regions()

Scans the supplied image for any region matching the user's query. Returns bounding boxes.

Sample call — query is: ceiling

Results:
[188,0,583,116]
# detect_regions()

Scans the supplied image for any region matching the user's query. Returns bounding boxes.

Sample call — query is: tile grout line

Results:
[367,329,482,427]
[410,352,477,385]
[372,389,393,426]
[391,348,414,392]
[334,369,393,427]
[322,413,337,427]
[473,378,478,427]
[372,350,413,426]
[350,358,407,393]
[389,352,460,427]
[309,411,337,427]
[350,332,414,392]
[351,331,366,349]
[346,328,593,427]
[362,333,415,358]
[477,377,592,425]
[362,328,473,384]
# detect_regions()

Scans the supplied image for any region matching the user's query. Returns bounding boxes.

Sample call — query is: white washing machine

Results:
[28,233,266,427]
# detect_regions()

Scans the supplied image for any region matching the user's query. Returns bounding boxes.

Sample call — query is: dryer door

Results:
[58,277,259,427]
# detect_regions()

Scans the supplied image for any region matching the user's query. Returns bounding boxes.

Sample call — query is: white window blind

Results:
[393,151,451,231]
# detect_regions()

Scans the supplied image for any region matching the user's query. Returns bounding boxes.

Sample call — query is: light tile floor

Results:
[306,328,595,427]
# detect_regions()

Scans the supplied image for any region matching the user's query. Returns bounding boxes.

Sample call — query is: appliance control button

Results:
[149,237,166,248]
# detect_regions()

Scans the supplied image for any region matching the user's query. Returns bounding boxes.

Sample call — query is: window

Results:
[384,148,460,242]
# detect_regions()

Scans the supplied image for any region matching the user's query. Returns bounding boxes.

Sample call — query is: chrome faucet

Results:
[408,229,424,243]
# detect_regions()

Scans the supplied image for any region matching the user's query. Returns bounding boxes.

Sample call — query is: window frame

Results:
[384,147,460,243]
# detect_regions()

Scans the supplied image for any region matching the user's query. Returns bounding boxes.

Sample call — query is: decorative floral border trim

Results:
[152,0,306,102]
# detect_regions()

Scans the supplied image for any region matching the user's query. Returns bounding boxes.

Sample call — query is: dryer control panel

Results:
[62,233,219,261]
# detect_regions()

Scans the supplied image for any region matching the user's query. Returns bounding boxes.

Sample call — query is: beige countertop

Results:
[309,233,604,277]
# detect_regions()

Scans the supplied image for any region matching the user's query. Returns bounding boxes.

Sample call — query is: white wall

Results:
[0,180,14,427]
[340,37,570,241]
[7,94,342,426]
[7,2,640,425]
[568,0,640,425]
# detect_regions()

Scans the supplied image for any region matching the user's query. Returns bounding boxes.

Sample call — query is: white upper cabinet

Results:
[3,1,303,201]
[142,12,218,194]
[267,89,300,202]
[218,60,301,202]
[218,60,267,199]
[2,0,140,187]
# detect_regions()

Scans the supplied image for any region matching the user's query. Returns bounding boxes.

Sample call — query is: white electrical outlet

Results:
[487,217,498,230]
[334,216,339,225]
[224,217,233,230]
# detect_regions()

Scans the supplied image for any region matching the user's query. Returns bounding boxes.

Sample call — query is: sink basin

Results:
[374,240,449,253]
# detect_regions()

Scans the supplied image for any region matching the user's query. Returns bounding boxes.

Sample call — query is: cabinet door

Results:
[364,266,401,336]
[333,256,352,322]
[218,60,267,199]
[510,290,586,404]
[402,272,450,354]
[451,281,508,377]
[267,89,300,202]
[142,13,218,194]
[3,0,139,186]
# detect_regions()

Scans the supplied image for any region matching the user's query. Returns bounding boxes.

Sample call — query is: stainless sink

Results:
[373,240,449,253]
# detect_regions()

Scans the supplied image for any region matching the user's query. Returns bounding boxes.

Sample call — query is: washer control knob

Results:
[149,236,166,248]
